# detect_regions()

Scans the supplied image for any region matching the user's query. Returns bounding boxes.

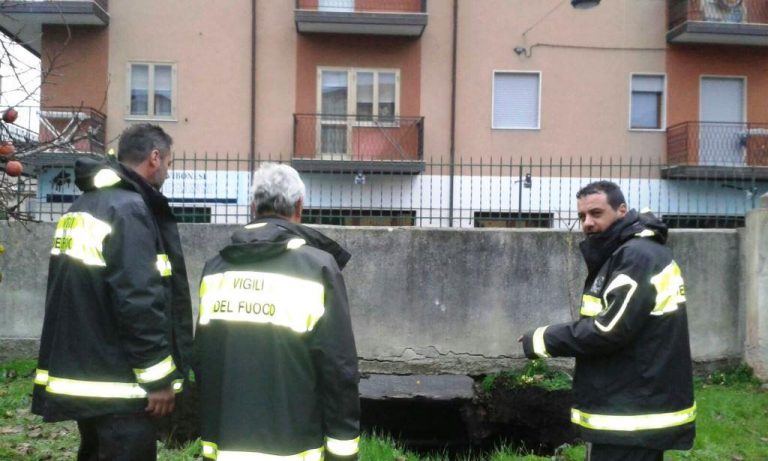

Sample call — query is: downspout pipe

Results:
[448,0,457,227]
[249,0,257,175]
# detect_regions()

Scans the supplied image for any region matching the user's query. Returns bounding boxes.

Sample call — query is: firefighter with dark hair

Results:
[196,163,360,460]
[520,180,695,461]
[33,123,194,460]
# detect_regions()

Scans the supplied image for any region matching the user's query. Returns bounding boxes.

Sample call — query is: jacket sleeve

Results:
[103,204,178,392]
[522,245,658,360]
[307,263,361,461]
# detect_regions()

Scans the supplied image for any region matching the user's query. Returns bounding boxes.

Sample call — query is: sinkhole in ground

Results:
[360,377,577,458]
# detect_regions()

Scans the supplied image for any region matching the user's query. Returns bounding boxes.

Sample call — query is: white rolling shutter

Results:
[493,72,540,129]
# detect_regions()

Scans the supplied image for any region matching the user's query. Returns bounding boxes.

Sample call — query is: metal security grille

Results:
[8,154,766,229]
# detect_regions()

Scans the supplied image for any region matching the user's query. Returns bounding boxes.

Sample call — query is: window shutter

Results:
[493,73,539,129]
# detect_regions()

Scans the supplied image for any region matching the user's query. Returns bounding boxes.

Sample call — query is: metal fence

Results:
[6,154,767,229]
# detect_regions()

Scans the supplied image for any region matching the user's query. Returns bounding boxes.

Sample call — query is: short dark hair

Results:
[576,180,626,210]
[117,123,173,165]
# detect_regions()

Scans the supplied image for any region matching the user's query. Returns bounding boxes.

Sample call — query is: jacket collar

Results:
[224,216,351,269]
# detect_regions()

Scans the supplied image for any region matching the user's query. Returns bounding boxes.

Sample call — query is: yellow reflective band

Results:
[202,441,218,459]
[34,369,49,386]
[244,222,267,230]
[198,271,325,333]
[326,436,360,456]
[93,168,121,188]
[156,254,173,277]
[133,355,176,384]
[201,441,324,460]
[650,261,686,316]
[50,212,112,267]
[172,379,184,393]
[46,376,148,399]
[580,295,603,317]
[635,229,655,238]
[286,238,306,250]
[595,274,638,333]
[571,403,696,431]
[532,326,550,358]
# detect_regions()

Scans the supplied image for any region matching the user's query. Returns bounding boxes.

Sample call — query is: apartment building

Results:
[0,0,766,226]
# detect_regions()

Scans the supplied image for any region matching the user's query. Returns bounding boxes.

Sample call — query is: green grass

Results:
[2,360,767,460]
[481,359,573,393]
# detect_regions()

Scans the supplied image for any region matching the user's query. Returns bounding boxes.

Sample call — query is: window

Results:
[303,208,415,226]
[318,0,355,12]
[318,68,400,155]
[171,207,211,224]
[662,214,744,229]
[319,68,399,120]
[492,72,540,130]
[127,63,176,119]
[474,211,553,228]
[630,74,665,130]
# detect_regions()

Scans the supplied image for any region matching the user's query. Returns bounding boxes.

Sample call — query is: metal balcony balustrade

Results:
[667,0,768,45]
[665,121,768,178]
[36,106,106,156]
[296,0,425,14]
[294,0,427,36]
[293,113,424,173]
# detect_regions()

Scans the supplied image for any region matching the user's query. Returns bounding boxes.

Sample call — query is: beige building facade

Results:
[1,0,767,226]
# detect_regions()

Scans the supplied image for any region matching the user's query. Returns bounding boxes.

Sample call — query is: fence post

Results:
[744,192,768,379]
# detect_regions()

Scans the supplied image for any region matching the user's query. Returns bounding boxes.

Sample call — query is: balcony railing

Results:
[296,0,425,14]
[666,121,768,173]
[294,0,427,36]
[38,106,106,155]
[293,114,424,172]
[668,0,768,45]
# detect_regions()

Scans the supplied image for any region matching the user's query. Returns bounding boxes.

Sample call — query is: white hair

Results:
[250,163,306,218]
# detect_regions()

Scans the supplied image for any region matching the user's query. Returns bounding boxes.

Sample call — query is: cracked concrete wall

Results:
[0,223,742,374]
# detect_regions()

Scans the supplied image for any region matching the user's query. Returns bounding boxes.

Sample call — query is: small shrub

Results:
[703,363,761,386]
[482,360,572,393]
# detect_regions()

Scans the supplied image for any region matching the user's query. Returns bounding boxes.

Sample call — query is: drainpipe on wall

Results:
[249,0,257,175]
[448,0,458,227]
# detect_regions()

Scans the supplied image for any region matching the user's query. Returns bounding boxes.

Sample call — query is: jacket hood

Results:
[221,217,351,269]
[74,156,173,217]
[580,209,668,275]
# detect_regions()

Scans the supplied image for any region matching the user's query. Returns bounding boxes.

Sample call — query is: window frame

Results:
[125,61,178,121]
[316,67,401,122]
[628,73,666,132]
[491,70,542,131]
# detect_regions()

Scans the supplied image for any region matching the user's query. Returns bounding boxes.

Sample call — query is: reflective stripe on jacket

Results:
[522,211,696,450]
[32,157,193,422]
[196,219,360,459]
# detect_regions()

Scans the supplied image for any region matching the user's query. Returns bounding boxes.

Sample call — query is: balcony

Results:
[667,0,768,46]
[293,114,424,174]
[295,0,427,37]
[663,121,768,178]
[0,0,109,54]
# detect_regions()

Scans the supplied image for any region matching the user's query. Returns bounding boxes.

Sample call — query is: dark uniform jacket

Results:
[522,210,695,450]
[196,217,360,461]
[32,156,193,422]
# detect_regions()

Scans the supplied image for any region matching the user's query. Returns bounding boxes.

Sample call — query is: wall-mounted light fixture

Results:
[571,0,600,9]
[515,0,602,58]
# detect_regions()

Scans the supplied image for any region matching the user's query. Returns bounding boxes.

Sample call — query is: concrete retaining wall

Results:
[0,223,744,375]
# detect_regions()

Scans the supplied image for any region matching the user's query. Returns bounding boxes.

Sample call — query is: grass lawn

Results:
[2,360,767,460]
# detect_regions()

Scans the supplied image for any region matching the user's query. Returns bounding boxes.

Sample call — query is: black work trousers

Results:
[76,413,156,461]
[587,443,664,461]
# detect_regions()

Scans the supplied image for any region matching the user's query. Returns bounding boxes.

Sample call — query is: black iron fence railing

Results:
[295,0,426,13]
[293,114,424,162]
[667,121,768,167]
[668,0,768,29]
[5,154,765,229]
